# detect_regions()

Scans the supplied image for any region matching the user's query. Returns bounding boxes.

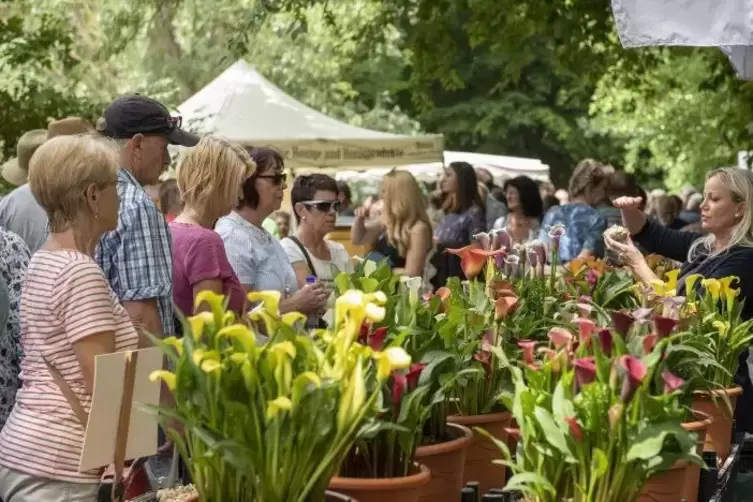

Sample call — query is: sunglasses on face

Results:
[256,172,287,185]
[302,200,341,213]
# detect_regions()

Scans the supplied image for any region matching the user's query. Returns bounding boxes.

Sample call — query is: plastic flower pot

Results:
[447,411,512,493]
[414,423,473,502]
[328,464,431,502]
[639,411,713,502]
[691,386,742,464]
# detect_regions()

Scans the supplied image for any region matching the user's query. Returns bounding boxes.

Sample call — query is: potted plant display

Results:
[147,288,412,502]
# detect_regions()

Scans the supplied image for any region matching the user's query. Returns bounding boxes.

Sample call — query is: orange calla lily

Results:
[446,244,504,280]
[436,286,451,302]
[495,293,519,319]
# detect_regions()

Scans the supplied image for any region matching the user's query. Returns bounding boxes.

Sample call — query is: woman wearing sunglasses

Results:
[282,174,353,292]
[216,147,327,319]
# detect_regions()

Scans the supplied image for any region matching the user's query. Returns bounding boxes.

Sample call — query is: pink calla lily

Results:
[574,318,597,346]
[573,357,597,387]
[642,333,658,354]
[548,327,574,350]
[662,371,685,394]
[518,340,537,365]
[565,416,584,441]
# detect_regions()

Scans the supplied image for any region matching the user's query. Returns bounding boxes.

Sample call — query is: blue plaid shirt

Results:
[95,168,174,337]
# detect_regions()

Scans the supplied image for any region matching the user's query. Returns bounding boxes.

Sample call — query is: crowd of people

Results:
[0,91,750,501]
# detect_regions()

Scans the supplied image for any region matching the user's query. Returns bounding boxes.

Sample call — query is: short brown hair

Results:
[239,147,285,210]
[29,134,118,232]
[569,159,608,199]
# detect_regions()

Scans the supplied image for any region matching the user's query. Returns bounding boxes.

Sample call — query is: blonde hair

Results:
[689,167,753,260]
[381,170,431,256]
[568,158,608,200]
[176,136,256,219]
[29,134,118,232]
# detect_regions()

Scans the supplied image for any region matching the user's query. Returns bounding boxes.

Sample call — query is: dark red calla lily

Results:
[610,310,635,336]
[358,323,369,344]
[619,355,647,403]
[574,318,597,347]
[548,327,574,350]
[406,363,425,390]
[653,316,678,339]
[642,333,658,354]
[573,357,597,387]
[662,371,685,394]
[518,340,537,365]
[391,371,407,409]
[368,327,388,350]
[598,328,613,356]
[474,351,492,376]
[565,416,584,441]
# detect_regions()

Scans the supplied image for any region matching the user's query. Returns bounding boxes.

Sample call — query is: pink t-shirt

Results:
[0,250,139,483]
[169,222,245,316]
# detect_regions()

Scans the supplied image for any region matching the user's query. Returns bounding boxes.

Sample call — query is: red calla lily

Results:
[619,355,647,403]
[598,329,613,356]
[565,416,584,441]
[474,351,492,376]
[495,294,519,320]
[573,357,597,387]
[642,333,658,354]
[548,327,574,350]
[518,340,537,365]
[368,327,388,350]
[391,371,407,409]
[662,371,685,394]
[610,310,635,336]
[574,318,597,346]
[406,363,425,390]
[358,323,369,344]
[446,244,504,280]
[653,316,678,339]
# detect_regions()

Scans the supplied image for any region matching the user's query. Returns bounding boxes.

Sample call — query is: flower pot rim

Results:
[682,410,714,432]
[415,423,473,458]
[447,410,512,425]
[330,463,431,491]
[692,386,742,399]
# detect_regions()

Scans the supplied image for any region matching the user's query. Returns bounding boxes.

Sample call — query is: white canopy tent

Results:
[334,151,550,184]
[177,60,444,168]
[611,0,753,78]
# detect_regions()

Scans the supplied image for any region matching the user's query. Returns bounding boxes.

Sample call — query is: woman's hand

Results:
[612,196,647,235]
[291,282,329,313]
[604,233,657,285]
[354,206,370,220]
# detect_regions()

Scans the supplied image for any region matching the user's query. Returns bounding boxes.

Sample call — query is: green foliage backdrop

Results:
[1,0,752,192]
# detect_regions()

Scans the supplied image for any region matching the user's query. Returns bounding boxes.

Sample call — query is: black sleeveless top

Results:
[369,233,406,269]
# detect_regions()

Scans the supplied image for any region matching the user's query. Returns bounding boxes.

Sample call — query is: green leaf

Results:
[533,406,572,457]
[626,422,687,461]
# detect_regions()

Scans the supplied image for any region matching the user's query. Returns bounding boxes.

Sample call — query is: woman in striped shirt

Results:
[0,135,140,502]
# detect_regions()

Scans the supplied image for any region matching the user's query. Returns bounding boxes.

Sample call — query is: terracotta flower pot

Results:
[447,411,513,493]
[639,411,712,502]
[414,423,473,502]
[691,386,741,464]
[181,489,356,501]
[329,464,431,502]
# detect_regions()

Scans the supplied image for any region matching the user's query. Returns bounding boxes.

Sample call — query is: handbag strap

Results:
[43,357,89,428]
[285,236,318,279]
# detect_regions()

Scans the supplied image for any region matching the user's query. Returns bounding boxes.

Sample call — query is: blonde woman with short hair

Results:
[0,135,140,502]
[351,170,433,278]
[606,167,753,435]
[170,136,255,317]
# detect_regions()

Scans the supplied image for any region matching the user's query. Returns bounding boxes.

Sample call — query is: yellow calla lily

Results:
[713,320,731,338]
[201,359,222,373]
[247,308,277,335]
[229,352,248,364]
[149,370,177,391]
[364,303,386,322]
[247,290,281,317]
[194,290,227,327]
[366,291,388,305]
[684,274,703,295]
[188,311,214,341]
[701,278,722,303]
[372,346,412,380]
[718,276,741,311]
[266,396,293,420]
[337,357,365,430]
[216,324,256,352]
[223,311,236,326]
[162,336,184,355]
[281,312,307,326]
[292,371,322,405]
[664,269,680,292]
[192,348,206,365]
[270,341,297,360]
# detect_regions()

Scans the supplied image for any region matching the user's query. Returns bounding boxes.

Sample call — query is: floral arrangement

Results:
[493,314,702,502]
[148,289,410,502]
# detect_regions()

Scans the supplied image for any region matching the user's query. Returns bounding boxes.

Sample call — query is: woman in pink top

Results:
[169,136,253,318]
[0,135,140,501]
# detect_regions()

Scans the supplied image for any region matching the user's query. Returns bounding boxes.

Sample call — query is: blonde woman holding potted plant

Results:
[0,135,140,502]
[605,167,753,460]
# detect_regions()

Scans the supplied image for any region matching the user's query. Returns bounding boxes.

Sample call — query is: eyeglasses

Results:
[256,173,287,185]
[167,115,182,130]
[302,200,341,213]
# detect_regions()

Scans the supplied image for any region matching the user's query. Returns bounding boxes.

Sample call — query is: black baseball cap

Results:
[98,95,199,147]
